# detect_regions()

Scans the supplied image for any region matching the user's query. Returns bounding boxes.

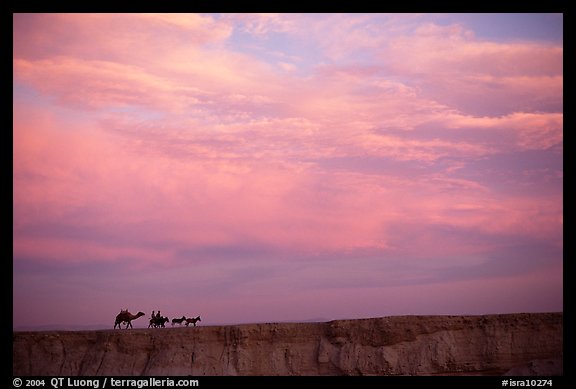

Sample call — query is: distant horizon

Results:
[13,13,562,330]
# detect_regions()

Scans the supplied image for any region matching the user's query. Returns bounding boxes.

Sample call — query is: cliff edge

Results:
[13,312,563,376]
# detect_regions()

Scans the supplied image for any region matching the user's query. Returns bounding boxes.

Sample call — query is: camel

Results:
[114,310,145,329]
[172,316,187,326]
[184,316,201,327]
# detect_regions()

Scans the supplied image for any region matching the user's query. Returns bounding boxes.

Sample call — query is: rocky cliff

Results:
[13,312,562,376]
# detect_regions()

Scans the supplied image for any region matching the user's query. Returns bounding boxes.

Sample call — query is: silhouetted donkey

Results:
[185,316,201,327]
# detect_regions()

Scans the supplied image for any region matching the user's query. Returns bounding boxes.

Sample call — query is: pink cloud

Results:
[13,236,174,266]
[14,13,282,117]
[14,105,394,262]
[14,13,233,60]
[12,112,450,266]
[442,112,563,150]
[14,57,192,111]
[14,14,562,162]
[14,94,562,267]
[224,13,295,36]
[350,132,490,162]
[139,13,233,41]
[391,22,562,76]
[13,14,562,328]
[380,23,562,115]
[423,194,563,244]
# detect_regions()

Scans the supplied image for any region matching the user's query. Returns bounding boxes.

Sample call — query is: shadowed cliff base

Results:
[13,312,562,376]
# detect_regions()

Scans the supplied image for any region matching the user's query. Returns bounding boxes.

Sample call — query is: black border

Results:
[8,2,571,386]
[7,1,571,13]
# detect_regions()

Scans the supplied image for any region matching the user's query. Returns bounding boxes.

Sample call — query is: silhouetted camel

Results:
[114,310,145,329]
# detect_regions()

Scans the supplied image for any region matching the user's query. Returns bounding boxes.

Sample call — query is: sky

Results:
[13,13,563,330]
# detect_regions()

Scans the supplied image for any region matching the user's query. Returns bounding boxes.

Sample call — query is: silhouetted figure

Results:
[114,310,145,329]
[185,316,201,327]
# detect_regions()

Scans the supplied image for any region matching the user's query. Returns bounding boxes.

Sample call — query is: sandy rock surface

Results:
[13,312,562,376]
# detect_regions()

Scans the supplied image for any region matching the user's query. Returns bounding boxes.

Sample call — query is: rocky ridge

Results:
[13,312,563,376]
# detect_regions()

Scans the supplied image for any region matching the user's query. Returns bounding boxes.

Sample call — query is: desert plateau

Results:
[13,312,562,376]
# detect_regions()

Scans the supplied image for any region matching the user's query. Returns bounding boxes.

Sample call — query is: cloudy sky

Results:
[13,13,563,329]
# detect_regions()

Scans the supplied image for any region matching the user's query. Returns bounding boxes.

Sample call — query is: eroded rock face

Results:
[12,313,562,376]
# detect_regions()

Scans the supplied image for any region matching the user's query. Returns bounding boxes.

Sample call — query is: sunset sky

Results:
[13,13,563,329]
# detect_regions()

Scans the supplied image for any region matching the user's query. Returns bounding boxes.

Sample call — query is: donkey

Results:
[185,316,201,327]
[171,316,187,326]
